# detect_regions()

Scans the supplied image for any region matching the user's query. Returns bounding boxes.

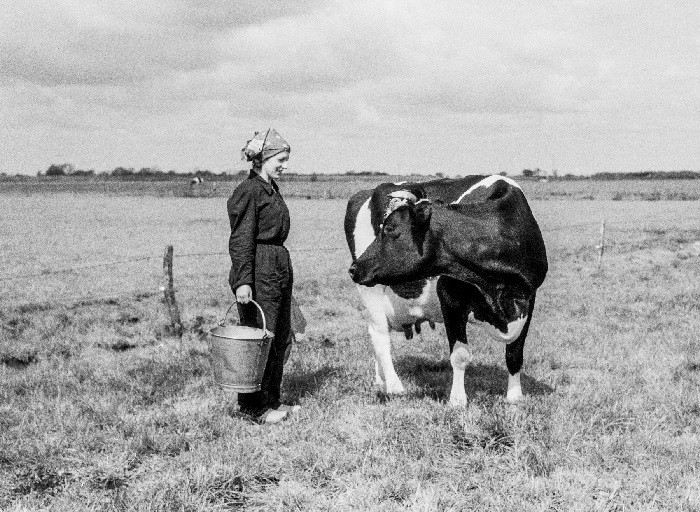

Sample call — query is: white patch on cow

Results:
[384,278,443,330]
[452,175,522,204]
[449,341,470,406]
[393,181,407,185]
[356,278,444,395]
[468,313,528,344]
[353,198,374,258]
[384,191,419,220]
[506,372,523,402]
[496,315,528,342]
[388,190,417,201]
[385,197,409,220]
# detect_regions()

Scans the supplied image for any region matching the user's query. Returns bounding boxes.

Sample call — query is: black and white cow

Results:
[345,175,548,405]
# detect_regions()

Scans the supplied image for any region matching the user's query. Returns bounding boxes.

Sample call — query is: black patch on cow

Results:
[389,279,428,299]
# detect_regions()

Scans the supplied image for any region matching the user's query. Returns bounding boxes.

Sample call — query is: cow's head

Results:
[349,188,434,286]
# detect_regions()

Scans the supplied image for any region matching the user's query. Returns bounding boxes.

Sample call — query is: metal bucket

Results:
[209,300,273,393]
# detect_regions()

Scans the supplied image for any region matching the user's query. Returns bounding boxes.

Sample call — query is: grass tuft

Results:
[11,463,71,497]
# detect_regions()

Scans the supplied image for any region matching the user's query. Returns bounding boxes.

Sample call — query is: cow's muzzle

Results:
[348,262,376,286]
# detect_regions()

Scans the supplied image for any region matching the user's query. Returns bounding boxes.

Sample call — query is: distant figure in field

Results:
[227,128,300,424]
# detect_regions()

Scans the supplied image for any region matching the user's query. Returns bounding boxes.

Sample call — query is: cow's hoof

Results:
[449,395,467,407]
[506,387,524,403]
[384,380,405,394]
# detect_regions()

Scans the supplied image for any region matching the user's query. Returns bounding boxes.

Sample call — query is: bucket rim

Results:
[210,324,273,340]
[220,300,268,333]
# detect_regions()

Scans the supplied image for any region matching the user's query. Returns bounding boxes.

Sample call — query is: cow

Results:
[190,176,204,185]
[345,175,547,405]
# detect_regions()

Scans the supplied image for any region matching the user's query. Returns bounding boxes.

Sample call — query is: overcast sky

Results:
[2,0,699,176]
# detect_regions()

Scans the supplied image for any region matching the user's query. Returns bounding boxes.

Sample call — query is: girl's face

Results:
[260,151,289,181]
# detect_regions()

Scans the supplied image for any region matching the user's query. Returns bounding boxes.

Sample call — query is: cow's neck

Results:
[427,206,536,325]
[428,207,516,288]
[429,207,486,267]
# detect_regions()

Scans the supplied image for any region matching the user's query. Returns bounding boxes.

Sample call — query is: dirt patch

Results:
[11,465,70,496]
[1,353,37,369]
[98,340,138,352]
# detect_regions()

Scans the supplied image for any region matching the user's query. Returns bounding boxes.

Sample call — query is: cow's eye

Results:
[384,224,399,238]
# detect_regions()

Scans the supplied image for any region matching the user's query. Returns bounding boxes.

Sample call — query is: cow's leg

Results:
[368,322,404,394]
[504,294,536,403]
[358,285,404,394]
[504,337,524,403]
[437,277,471,407]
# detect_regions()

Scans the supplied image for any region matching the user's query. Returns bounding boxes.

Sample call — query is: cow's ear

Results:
[414,199,432,226]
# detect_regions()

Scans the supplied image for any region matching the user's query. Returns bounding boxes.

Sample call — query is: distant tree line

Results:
[589,170,700,180]
[44,163,95,177]
[36,164,395,181]
[40,164,235,181]
[521,168,700,180]
[28,164,700,182]
[344,171,390,176]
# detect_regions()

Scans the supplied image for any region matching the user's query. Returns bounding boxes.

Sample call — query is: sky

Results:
[1,0,699,176]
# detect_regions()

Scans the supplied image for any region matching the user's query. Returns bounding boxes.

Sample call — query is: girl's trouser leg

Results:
[237,246,293,415]
[236,291,292,413]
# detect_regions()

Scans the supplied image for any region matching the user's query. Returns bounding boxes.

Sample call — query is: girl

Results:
[228,128,300,424]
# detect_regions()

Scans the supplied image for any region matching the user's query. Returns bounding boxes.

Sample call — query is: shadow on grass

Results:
[393,355,554,403]
[282,365,344,403]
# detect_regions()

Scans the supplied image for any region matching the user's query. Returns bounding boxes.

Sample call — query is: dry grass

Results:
[2,176,700,201]
[1,190,700,510]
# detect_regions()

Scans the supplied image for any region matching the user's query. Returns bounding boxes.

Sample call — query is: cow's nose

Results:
[348,263,357,279]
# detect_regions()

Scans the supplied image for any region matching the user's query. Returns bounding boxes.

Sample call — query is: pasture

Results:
[1,187,700,510]
[3,175,700,201]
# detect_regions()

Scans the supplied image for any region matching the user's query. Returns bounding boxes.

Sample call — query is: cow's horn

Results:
[387,190,418,203]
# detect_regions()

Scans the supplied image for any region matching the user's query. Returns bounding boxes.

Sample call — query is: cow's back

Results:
[345,175,524,267]
[421,176,496,204]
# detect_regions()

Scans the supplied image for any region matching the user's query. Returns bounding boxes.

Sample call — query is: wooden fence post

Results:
[163,245,183,338]
[597,220,606,269]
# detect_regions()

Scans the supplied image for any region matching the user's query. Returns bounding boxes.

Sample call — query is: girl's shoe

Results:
[256,408,288,424]
[276,404,301,414]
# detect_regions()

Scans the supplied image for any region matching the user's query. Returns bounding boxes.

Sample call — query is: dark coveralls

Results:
[227,171,293,415]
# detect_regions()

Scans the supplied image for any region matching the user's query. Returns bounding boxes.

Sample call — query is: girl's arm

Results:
[228,188,257,294]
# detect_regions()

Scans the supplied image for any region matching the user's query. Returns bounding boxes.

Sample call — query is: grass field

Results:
[1,187,700,510]
[3,176,700,201]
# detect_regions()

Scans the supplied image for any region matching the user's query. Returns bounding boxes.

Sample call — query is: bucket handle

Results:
[220,299,267,335]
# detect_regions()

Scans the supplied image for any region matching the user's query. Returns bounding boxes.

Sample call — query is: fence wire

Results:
[0,247,351,282]
[0,221,602,283]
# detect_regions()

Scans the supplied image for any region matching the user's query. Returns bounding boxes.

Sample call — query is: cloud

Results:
[214,0,610,121]
[218,2,411,94]
[2,0,699,175]
[0,0,328,86]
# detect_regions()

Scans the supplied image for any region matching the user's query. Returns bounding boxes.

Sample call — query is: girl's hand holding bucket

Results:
[236,284,252,304]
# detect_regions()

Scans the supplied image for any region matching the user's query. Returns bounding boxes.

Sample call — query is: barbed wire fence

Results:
[0,220,610,333]
[0,248,347,283]
[0,221,606,283]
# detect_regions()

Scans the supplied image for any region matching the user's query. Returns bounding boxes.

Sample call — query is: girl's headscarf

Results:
[241,128,291,164]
